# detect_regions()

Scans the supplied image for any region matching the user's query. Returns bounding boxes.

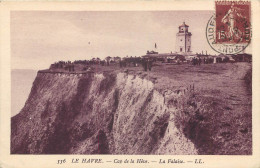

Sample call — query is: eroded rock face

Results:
[11,72,197,154]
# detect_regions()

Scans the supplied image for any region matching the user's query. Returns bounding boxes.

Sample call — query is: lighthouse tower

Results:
[176,22,192,54]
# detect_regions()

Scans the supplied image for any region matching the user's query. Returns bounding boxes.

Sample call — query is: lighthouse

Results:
[176,22,192,54]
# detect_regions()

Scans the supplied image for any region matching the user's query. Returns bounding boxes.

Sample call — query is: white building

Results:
[176,22,192,54]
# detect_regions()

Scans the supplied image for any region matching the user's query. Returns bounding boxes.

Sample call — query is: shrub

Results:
[173,91,220,154]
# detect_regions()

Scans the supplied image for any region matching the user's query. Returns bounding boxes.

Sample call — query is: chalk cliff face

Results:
[11,72,197,154]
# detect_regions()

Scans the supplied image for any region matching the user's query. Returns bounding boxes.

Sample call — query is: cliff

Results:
[11,63,252,155]
[11,71,197,154]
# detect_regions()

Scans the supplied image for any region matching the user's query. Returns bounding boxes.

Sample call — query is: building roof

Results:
[142,53,182,58]
[179,22,189,27]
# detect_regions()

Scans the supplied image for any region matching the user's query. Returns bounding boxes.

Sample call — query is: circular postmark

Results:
[206,14,251,55]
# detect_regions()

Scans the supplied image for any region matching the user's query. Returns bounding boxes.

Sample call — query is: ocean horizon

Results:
[11,69,38,117]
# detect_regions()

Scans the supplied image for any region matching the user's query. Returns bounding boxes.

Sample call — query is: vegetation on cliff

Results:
[11,62,252,154]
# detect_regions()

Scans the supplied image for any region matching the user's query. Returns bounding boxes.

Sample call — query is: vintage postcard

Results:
[0,0,260,168]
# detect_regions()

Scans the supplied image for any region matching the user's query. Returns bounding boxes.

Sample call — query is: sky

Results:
[11,11,219,70]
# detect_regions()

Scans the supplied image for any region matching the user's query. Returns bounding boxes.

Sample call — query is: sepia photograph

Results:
[10,7,253,155]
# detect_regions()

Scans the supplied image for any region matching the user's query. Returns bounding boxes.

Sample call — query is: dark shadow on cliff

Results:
[174,88,252,155]
[43,76,93,154]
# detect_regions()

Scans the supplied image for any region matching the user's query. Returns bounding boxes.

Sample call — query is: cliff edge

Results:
[11,71,197,154]
[11,62,252,155]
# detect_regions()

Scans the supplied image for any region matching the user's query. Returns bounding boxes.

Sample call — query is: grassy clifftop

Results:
[11,62,252,154]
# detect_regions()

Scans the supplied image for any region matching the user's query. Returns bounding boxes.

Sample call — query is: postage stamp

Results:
[2,0,260,168]
[206,0,251,54]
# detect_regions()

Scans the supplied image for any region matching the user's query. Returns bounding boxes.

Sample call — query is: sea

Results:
[11,69,37,117]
